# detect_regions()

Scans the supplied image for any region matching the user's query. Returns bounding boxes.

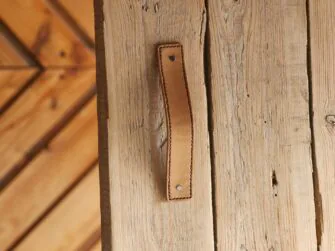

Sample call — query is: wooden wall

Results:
[96,0,335,250]
[0,1,100,250]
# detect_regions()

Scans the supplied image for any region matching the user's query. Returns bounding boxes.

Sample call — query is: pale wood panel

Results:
[0,98,98,250]
[96,0,214,250]
[309,0,335,249]
[208,1,316,250]
[57,0,95,41]
[0,0,95,66]
[0,32,30,66]
[0,68,38,108]
[15,166,100,251]
[0,69,95,182]
[90,240,102,251]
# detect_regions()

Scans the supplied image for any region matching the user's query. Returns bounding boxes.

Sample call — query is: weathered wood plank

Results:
[207,1,316,250]
[0,0,95,66]
[95,0,214,249]
[0,98,98,250]
[15,166,100,251]
[0,68,38,108]
[309,0,335,249]
[57,0,95,42]
[0,69,95,182]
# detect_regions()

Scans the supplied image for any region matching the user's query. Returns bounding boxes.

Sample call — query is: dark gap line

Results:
[0,66,40,70]
[38,65,96,69]
[0,20,43,68]
[0,65,94,70]
[93,0,112,250]
[306,0,323,250]
[46,0,95,51]
[7,158,99,251]
[203,1,218,250]
[0,69,43,117]
[77,227,101,251]
[0,85,97,191]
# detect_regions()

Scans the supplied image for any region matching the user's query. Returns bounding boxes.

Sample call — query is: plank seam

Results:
[203,1,218,249]
[46,0,95,51]
[306,0,324,249]
[93,0,112,250]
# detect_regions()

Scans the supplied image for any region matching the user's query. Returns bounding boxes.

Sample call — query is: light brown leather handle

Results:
[157,43,193,200]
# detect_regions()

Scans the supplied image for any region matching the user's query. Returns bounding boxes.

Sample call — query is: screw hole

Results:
[169,55,176,62]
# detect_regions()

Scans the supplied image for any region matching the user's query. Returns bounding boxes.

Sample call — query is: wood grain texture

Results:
[57,0,95,41]
[0,0,95,66]
[0,31,30,66]
[207,0,316,250]
[0,69,95,182]
[15,166,100,251]
[96,0,214,249]
[0,98,98,250]
[0,68,38,108]
[309,0,335,249]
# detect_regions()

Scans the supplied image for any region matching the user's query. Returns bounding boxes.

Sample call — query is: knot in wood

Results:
[325,115,335,125]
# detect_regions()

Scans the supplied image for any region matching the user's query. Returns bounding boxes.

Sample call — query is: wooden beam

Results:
[309,0,335,249]
[94,0,214,249]
[207,0,316,250]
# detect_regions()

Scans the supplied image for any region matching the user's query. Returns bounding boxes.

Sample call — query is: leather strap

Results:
[157,43,193,200]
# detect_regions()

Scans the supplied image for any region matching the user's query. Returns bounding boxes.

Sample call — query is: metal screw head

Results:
[176,184,183,191]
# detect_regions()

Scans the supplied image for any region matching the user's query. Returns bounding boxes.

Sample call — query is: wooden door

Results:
[94,0,334,250]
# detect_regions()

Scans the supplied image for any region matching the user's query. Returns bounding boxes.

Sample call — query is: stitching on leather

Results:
[158,43,193,200]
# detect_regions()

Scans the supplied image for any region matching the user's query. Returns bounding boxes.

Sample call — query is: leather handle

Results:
[157,43,193,200]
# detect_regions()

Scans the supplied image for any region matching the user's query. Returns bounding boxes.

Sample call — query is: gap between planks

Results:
[306,0,323,249]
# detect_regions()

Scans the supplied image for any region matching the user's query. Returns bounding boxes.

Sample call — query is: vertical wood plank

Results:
[95,0,214,249]
[309,0,335,249]
[207,0,316,250]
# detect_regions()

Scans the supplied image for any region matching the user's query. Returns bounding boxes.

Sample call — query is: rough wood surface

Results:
[0,0,95,66]
[309,0,335,249]
[95,0,214,249]
[207,1,316,250]
[15,166,100,251]
[0,69,95,182]
[0,68,38,108]
[0,98,97,250]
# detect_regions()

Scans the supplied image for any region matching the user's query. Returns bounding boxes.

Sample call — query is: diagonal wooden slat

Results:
[0,98,98,250]
[0,69,95,183]
[15,166,100,251]
[54,0,95,42]
[0,68,38,109]
[0,30,31,66]
[0,0,95,66]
